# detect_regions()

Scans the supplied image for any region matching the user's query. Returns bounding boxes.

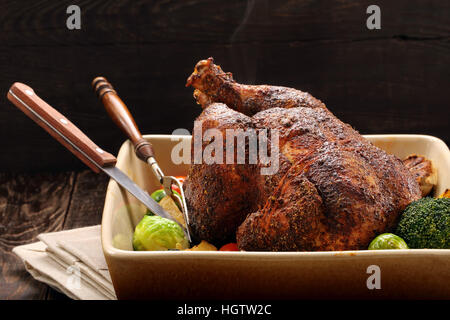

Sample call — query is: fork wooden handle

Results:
[92,77,155,162]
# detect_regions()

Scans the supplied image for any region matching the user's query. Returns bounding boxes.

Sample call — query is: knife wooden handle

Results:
[7,82,117,173]
[92,77,155,162]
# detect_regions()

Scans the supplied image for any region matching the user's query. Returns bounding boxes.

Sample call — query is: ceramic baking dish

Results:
[101,134,450,299]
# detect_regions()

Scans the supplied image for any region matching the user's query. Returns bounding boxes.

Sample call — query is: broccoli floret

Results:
[396,197,450,249]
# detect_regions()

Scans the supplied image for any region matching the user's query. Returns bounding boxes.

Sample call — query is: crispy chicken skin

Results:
[186,57,326,115]
[185,57,422,250]
[236,163,325,251]
[183,103,264,243]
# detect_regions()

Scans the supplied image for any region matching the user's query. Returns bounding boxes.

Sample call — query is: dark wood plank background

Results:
[0,0,449,300]
[0,0,448,172]
[0,170,108,299]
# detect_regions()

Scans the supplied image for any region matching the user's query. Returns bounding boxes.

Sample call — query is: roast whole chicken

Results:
[183,57,423,251]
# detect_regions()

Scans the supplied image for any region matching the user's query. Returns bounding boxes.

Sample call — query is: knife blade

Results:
[101,166,176,221]
[6,82,186,233]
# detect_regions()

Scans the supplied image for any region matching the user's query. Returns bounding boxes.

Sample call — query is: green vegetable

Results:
[133,215,189,251]
[147,189,182,215]
[150,189,167,203]
[368,233,409,250]
[151,189,181,202]
[396,197,450,249]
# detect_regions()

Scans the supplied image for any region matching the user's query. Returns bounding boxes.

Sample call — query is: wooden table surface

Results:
[0,170,109,300]
[1,0,449,301]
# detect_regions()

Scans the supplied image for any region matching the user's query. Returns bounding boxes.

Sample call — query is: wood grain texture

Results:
[1,0,448,299]
[0,172,75,299]
[0,0,448,45]
[63,170,109,230]
[0,170,108,299]
[0,0,448,172]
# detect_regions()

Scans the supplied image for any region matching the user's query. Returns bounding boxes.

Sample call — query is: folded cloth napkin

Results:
[13,225,117,300]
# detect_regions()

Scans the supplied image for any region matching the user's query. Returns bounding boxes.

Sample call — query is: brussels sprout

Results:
[143,190,167,216]
[368,233,409,250]
[148,189,182,216]
[151,189,182,203]
[150,189,167,203]
[133,215,189,251]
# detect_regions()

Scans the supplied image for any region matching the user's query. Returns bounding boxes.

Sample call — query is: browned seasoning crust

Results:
[184,104,264,243]
[186,57,326,115]
[185,58,422,250]
[237,164,325,251]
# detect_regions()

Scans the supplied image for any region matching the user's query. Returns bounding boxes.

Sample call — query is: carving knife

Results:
[6,82,190,240]
[91,77,192,241]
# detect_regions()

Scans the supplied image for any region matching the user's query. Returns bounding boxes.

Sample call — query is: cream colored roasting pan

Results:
[102,134,450,299]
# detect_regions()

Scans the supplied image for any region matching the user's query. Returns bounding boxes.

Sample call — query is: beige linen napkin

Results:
[13,225,117,300]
